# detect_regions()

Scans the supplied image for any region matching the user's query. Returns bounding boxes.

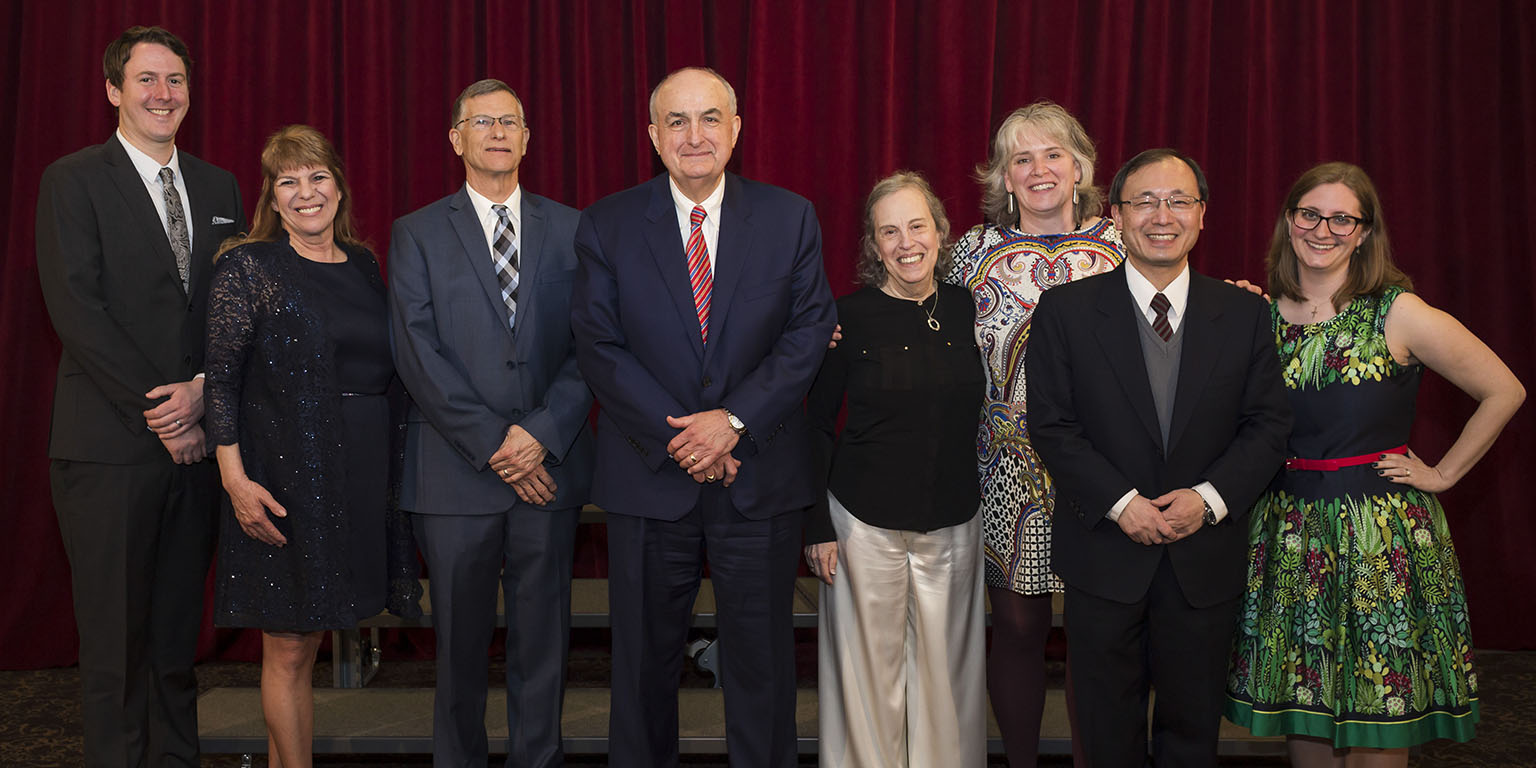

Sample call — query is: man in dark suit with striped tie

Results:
[572,67,837,768]
[388,79,593,768]
[1026,148,1290,767]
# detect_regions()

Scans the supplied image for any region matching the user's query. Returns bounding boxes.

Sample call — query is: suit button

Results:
[702,376,712,388]
[505,360,515,370]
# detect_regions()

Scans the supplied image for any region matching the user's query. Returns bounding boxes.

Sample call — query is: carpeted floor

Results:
[3,638,1530,767]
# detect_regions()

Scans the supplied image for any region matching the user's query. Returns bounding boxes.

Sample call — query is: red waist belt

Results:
[1285,444,1407,471]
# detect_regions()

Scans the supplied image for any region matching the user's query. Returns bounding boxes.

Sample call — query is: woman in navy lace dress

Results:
[206,125,418,767]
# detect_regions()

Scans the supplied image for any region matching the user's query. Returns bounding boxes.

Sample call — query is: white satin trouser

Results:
[817,493,987,768]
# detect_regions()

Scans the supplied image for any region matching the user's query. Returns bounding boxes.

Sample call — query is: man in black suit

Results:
[389,79,593,768]
[1026,148,1290,767]
[572,67,836,767]
[35,26,245,768]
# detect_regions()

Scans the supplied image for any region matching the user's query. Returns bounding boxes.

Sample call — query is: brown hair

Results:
[975,101,1102,228]
[857,171,952,287]
[103,26,192,88]
[216,125,364,258]
[451,78,523,129]
[1266,162,1411,310]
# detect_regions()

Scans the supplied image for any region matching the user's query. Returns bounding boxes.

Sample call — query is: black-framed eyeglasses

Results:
[454,114,527,132]
[1115,194,1203,214]
[1290,207,1368,236]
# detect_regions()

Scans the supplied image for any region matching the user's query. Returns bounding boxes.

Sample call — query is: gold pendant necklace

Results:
[922,289,941,332]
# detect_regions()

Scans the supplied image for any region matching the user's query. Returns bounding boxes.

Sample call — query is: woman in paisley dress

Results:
[944,101,1122,766]
[1225,162,1523,766]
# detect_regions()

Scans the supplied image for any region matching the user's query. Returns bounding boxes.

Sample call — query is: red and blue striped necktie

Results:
[686,205,713,343]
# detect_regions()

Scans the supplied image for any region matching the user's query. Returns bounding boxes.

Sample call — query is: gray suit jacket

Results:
[388,186,594,514]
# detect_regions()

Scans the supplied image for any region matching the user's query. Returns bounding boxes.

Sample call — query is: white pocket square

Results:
[212,215,235,225]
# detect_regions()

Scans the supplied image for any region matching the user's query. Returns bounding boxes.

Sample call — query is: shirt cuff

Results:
[1107,488,1138,522]
[1193,482,1228,523]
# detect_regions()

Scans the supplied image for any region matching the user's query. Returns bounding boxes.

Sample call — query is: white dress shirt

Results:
[667,175,724,272]
[117,129,193,252]
[464,182,523,258]
[1107,262,1228,524]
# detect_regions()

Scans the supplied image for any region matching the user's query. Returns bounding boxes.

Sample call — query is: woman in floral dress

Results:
[944,102,1122,767]
[1225,162,1524,766]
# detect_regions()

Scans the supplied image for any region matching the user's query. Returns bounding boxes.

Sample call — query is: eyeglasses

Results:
[454,114,527,132]
[1289,207,1368,236]
[1115,194,1203,214]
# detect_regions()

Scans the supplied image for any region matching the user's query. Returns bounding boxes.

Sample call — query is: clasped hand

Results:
[145,378,207,463]
[1118,488,1207,545]
[666,409,740,486]
[489,425,556,505]
[144,377,207,460]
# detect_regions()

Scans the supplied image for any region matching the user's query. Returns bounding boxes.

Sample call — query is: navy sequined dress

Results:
[207,235,420,631]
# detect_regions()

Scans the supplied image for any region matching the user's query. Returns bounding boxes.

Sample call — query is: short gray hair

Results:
[648,67,738,124]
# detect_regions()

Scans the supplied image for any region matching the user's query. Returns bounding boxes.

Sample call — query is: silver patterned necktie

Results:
[158,166,191,292]
[491,204,520,327]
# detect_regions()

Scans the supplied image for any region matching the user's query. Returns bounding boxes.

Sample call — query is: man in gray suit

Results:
[389,78,593,768]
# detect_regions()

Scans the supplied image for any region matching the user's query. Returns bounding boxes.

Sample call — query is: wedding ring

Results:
[175,419,182,426]
[688,453,699,464]
[706,474,716,481]
[501,468,510,477]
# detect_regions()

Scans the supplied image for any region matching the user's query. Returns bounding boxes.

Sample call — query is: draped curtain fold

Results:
[3,0,1532,667]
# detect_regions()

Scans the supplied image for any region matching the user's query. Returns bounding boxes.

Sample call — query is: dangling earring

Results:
[1007,193,1015,216]
[1072,186,1080,206]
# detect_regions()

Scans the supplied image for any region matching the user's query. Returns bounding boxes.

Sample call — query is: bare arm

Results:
[1376,292,1525,491]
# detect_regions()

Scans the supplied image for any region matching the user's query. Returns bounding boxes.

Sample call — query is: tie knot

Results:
[492,203,509,219]
[690,205,706,226]
[1150,292,1171,315]
[159,166,176,184]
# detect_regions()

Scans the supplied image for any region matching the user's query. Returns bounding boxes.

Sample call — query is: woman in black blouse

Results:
[206,125,416,767]
[805,172,987,766]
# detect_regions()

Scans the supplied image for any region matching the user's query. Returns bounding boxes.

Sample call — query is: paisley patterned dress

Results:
[945,219,1123,594]
[1225,287,1478,747]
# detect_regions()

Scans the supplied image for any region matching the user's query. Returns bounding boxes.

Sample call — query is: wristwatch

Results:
[1202,499,1218,526]
[722,408,747,436]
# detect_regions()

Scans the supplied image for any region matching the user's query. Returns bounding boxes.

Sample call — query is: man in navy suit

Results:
[1026,149,1290,767]
[36,26,244,767]
[572,67,836,767]
[389,78,593,768]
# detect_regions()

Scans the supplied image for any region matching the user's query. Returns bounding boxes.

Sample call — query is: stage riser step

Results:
[198,687,1284,757]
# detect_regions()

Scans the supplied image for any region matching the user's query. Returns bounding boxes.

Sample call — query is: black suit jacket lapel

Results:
[640,175,705,361]
[104,135,184,296]
[447,186,515,343]
[1166,273,1224,455]
[1094,268,1163,448]
[704,174,749,369]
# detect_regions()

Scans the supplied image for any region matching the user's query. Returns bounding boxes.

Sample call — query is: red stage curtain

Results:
[3,0,1533,668]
